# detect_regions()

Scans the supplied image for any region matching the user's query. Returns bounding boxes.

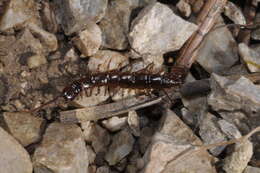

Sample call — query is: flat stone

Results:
[27,54,47,69]
[0,126,32,173]
[28,23,58,53]
[54,0,108,35]
[0,0,39,31]
[196,18,239,74]
[33,123,89,173]
[82,121,110,153]
[101,116,127,132]
[238,43,260,72]
[223,140,253,173]
[199,112,227,156]
[224,1,246,25]
[73,22,102,57]
[105,129,135,165]
[3,112,43,147]
[129,2,197,55]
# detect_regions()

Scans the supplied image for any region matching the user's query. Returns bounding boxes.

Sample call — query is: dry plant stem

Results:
[237,0,258,44]
[176,0,228,68]
[167,126,260,166]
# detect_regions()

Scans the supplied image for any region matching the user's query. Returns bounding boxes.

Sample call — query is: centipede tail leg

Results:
[96,86,100,96]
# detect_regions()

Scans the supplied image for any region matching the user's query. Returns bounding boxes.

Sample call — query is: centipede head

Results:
[169,66,188,84]
[62,81,82,101]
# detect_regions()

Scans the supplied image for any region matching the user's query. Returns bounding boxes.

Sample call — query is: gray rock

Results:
[82,121,110,153]
[199,112,227,156]
[0,126,32,173]
[252,13,260,40]
[0,0,39,31]
[105,129,135,165]
[99,0,132,50]
[208,74,260,116]
[223,140,253,173]
[33,123,89,173]
[73,22,102,57]
[101,116,127,132]
[218,119,242,139]
[3,112,43,147]
[138,127,154,154]
[54,0,108,35]
[128,111,140,137]
[129,2,197,55]
[238,43,260,72]
[196,18,239,74]
[142,133,216,173]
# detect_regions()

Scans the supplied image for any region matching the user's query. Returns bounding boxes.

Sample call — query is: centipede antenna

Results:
[29,95,62,114]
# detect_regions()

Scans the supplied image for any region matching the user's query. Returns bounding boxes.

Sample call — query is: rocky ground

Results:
[0,0,260,173]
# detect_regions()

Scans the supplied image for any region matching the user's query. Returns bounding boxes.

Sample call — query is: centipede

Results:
[29,64,188,113]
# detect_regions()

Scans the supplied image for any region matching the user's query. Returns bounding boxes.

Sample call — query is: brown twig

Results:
[176,0,228,68]
[237,0,258,44]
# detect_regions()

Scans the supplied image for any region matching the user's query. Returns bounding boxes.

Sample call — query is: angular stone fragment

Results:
[96,166,110,173]
[3,112,43,146]
[224,1,246,25]
[199,112,227,156]
[128,111,140,137]
[217,119,242,139]
[238,43,260,72]
[142,134,216,173]
[73,22,102,56]
[196,19,239,74]
[101,116,127,132]
[0,0,39,31]
[86,145,96,164]
[0,127,32,173]
[105,129,135,165]
[82,121,110,153]
[129,2,197,55]
[141,109,216,173]
[209,74,260,114]
[223,140,253,173]
[54,0,108,35]
[33,123,89,173]
[28,23,58,53]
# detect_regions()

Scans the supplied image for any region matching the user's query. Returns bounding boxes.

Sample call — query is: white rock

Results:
[73,22,102,57]
[101,116,127,132]
[33,123,89,173]
[177,0,192,17]
[129,2,197,55]
[0,126,32,173]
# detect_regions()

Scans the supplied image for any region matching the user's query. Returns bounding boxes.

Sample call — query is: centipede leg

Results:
[96,86,100,96]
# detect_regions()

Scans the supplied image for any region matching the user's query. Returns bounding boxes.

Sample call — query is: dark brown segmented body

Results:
[62,66,187,101]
